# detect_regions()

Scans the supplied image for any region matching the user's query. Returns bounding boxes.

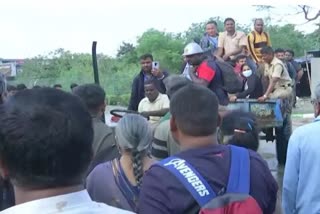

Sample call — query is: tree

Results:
[135,29,184,73]
[116,42,135,57]
[298,5,320,22]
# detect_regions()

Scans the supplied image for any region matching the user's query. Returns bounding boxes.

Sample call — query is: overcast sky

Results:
[1,0,319,59]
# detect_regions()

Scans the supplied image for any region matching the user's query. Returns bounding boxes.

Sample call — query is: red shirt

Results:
[196,61,216,82]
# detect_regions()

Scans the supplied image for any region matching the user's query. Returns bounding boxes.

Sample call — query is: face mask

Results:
[242,70,252,78]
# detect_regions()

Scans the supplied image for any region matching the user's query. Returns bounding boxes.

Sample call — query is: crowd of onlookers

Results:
[0,16,319,214]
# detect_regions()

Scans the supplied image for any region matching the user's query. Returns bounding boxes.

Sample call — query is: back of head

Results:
[170,84,219,136]
[274,48,285,54]
[260,46,274,55]
[0,88,93,189]
[16,84,27,91]
[73,84,106,114]
[115,114,152,187]
[164,75,192,98]
[115,114,152,152]
[220,110,259,151]
[70,83,78,90]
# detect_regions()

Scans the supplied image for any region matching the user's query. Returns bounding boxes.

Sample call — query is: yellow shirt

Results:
[247,30,272,63]
[138,93,170,124]
[218,31,247,59]
[264,57,292,90]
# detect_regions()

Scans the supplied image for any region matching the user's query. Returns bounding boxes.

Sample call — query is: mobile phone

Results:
[152,61,160,70]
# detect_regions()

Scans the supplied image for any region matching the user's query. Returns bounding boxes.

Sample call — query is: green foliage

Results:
[13,16,319,106]
[135,29,184,73]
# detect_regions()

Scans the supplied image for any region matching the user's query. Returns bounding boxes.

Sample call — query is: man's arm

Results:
[258,63,282,101]
[128,78,139,111]
[188,69,210,87]
[155,71,169,94]
[247,33,259,63]
[282,134,300,213]
[141,108,169,117]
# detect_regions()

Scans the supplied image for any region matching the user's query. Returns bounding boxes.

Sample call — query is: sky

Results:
[0,0,319,59]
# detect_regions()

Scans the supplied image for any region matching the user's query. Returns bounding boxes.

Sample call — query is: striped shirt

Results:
[247,30,271,63]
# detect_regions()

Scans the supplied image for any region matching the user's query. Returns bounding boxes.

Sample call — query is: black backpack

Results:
[213,60,243,94]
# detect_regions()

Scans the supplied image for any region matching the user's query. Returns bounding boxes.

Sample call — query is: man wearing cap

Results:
[182,42,228,105]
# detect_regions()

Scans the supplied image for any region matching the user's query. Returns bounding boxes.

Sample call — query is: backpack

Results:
[157,146,263,214]
[210,60,243,93]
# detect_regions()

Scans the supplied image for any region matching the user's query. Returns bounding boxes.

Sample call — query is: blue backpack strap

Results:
[157,157,216,207]
[226,145,250,194]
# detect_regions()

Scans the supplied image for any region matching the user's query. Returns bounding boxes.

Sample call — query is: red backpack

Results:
[157,146,263,214]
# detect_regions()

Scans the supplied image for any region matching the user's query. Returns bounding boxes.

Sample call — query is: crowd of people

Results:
[0,16,319,214]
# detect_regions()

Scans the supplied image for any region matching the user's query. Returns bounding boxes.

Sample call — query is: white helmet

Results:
[182,42,203,56]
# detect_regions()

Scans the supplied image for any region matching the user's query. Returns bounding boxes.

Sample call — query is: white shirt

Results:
[1,190,134,214]
[138,93,169,124]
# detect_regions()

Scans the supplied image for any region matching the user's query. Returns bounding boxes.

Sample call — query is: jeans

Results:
[246,57,257,74]
[275,114,292,165]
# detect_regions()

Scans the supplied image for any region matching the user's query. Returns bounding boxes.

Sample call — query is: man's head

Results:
[170,84,219,146]
[53,84,62,90]
[275,48,286,61]
[144,79,159,103]
[0,74,7,104]
[70,83,78,92]
[254,18,264,33]
[261,46,274,64]
[235,54,247,66]
[73,84,106,117]
[16,83,27,91]
[224,18,236,33]
[0,88,93,189]
[206,21,218,37]
[7,84,16,97]
[183,43,204,66]
[285,49,295,61]
[164,75,192,99]
[313,84,320,117]
[140,54,153,73]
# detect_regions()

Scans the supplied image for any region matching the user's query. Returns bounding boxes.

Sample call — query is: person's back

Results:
[283,84,320,213]
[73,84,118,159]
[87,114,154,212]
[0,88,132,214]
[138,84,278,214]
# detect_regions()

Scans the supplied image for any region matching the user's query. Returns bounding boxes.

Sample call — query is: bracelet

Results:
[263,94,268,98]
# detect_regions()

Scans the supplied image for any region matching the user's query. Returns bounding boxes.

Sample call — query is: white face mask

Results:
[242,69,252,78]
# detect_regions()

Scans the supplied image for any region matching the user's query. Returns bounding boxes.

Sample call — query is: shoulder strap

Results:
[252,31,256,44]
[226,145,250,194]
[263,32,269,41]
[111,159,139,211]
[157,157,216,207]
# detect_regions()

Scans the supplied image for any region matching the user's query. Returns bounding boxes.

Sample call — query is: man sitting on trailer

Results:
[128,54,169,111]
[258,46,293,166]
[138,79,170,127]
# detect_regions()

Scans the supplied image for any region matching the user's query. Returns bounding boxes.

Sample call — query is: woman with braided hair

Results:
[86,114,154,212]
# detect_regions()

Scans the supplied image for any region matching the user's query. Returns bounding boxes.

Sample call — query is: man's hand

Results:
[140,112,150,120]
[229,96,237,102]
[257,95,267,102]
[151,68,164,79]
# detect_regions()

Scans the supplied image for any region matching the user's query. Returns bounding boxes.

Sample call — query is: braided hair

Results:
[115,114,152,188]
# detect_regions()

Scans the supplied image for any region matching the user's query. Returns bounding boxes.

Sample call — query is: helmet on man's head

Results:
[183,43,203,56]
